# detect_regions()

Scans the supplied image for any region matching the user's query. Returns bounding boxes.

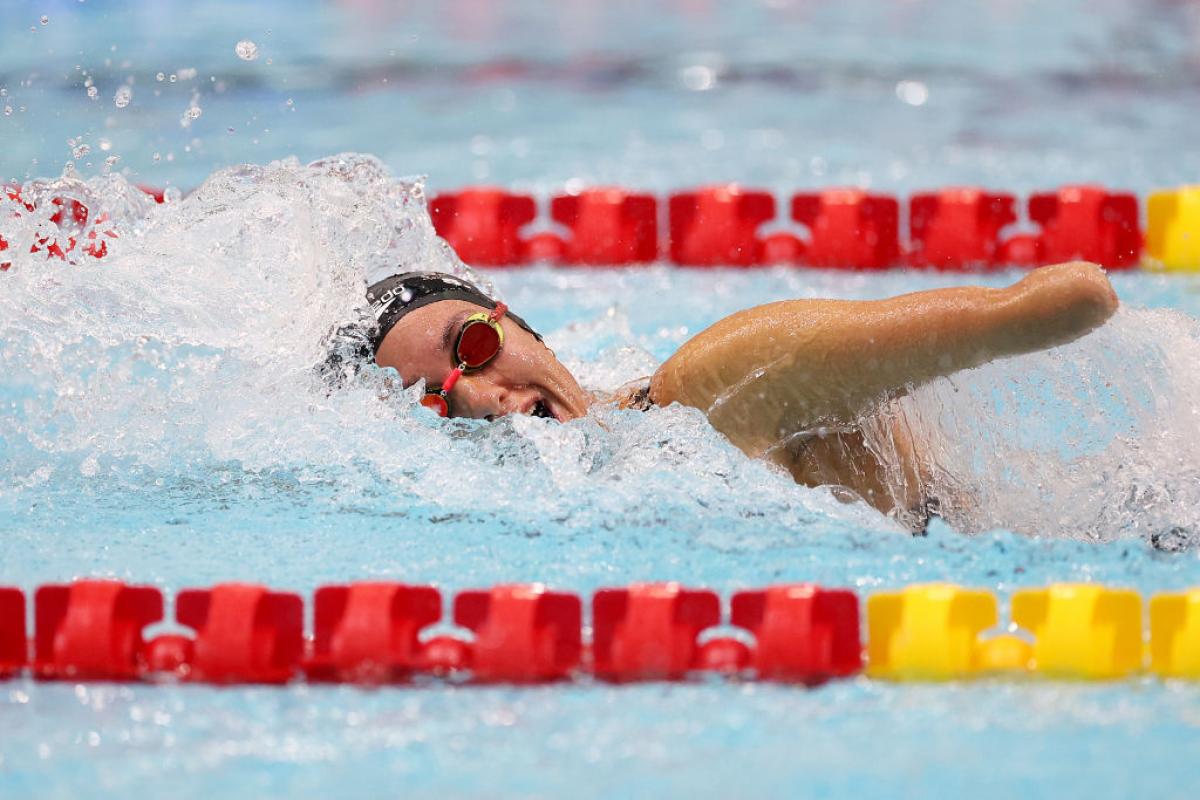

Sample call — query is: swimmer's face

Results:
[375,300,592,422]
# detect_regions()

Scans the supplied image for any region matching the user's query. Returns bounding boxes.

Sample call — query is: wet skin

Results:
[375,262,1119,524]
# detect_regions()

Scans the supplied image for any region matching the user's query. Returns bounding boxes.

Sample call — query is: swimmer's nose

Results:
[451,375,511,420]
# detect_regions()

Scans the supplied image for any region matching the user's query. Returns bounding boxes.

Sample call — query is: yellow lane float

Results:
[1011,584,1142,679]
[1146,186,1200,271]
[1149,590,1200,678]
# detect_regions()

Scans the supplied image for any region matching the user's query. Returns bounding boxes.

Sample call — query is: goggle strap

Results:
[441,366,464,393]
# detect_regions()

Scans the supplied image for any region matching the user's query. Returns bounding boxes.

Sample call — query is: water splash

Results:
[3,154,1199,544]
[862,307,1200,542]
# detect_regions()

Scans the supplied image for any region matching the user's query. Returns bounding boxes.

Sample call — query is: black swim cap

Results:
[366,271,541,354]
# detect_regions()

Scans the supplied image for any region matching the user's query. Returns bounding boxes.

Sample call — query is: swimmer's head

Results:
[368,272,591,422]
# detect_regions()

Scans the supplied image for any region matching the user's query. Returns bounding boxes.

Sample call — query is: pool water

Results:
[3,2,1200,798]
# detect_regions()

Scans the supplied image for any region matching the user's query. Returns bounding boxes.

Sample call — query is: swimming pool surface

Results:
[3,1,1200,798]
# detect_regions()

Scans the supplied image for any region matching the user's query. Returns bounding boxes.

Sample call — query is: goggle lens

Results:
[419,393,449,417]
[456,319,502,369]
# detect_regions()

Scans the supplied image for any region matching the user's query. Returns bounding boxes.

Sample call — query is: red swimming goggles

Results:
[419,303,508,418]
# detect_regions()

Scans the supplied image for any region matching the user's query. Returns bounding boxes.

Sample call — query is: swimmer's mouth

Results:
[530,398,555,420]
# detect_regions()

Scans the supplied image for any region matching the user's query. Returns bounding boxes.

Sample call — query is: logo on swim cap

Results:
[370,285,414,320]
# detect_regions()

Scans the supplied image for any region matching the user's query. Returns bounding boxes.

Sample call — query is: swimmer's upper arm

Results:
[649,262,1118,454]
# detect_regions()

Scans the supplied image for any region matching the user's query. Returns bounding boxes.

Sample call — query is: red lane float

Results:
[430,188,537,266]
[307,582,441,682]
[669,185,776,266]
[174,583,304,684]
[0,588,25,678]
[549,188,658,265]
[454,584,583,682]
[33,580,162,680]
[1027,185,1141,269]
[908,188,1017,270]
[730,584,861,682]
[793,189,900,269]
[592,583,722,681]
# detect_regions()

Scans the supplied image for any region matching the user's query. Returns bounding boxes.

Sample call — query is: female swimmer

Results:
[359,261,1118,531]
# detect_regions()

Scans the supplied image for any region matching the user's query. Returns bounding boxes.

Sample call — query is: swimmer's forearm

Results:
[650,262,1117,440]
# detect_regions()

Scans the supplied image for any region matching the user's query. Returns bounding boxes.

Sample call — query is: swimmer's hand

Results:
[1006,261,1119,348]
[649,261,1118,455]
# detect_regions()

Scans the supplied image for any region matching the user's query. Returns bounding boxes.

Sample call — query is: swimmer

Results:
[355,261,1118,531]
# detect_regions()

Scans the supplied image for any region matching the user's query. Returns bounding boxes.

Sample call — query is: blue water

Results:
[3,1,1200,799]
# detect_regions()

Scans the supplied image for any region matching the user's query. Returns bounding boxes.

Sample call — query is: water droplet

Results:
[72,143,91,159]
[169,74,177,83]
[285,98,293,107]
[113,85,132,108]
[895,80,929,107]
[152,152,161,162]
[184,106,201,120]
[235,40,259,61]
[86,86,98,99]
[680,64,717,91]
[156,72,164,82]
[3,106,11,116]
[40,15,49,25]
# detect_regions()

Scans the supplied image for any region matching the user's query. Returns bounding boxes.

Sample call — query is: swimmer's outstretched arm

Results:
[649,261,1118,455]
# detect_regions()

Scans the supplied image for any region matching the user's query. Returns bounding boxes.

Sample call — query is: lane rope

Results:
[2,580,1197,685]
[4,183,1200,271]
